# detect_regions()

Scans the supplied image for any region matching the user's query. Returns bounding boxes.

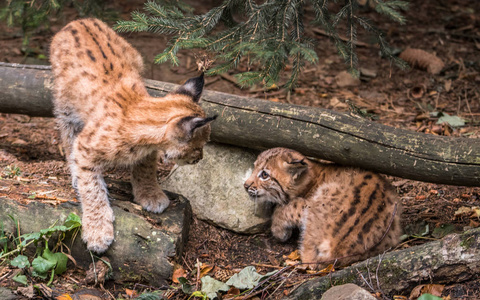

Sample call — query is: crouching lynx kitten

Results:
[244,148,401,269]
[50,18,216,253]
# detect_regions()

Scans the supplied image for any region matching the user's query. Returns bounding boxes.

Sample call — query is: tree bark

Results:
[0,62,479,186]
[285,228,480,299]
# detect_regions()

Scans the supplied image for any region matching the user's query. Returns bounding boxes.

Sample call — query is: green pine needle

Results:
[113,0,409,88]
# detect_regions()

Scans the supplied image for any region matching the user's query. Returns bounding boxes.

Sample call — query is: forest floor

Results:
[0,0,480,299]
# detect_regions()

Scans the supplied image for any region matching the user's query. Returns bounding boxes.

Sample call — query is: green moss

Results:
[118,267,143,282]
[460,235,474,250]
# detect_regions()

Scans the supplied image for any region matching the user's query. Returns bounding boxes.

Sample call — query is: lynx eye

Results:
[259,170,270,180]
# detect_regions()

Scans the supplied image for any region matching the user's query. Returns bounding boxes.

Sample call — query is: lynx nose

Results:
[244,181,253,191]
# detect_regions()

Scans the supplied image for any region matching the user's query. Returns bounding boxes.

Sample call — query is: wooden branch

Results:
[284,228,480,298]
[0,62,479,186]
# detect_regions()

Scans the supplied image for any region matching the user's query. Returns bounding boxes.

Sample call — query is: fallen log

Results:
[285,228,480,299]
[0,62,479,186]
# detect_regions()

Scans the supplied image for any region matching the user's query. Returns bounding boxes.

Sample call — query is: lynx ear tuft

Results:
[175,73,205,102]
[178,114,217,139]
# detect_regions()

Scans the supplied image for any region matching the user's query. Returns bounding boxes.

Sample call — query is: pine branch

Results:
[114,0,409,88]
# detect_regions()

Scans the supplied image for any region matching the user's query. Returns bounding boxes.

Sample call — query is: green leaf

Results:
[201,276,229,299]
[19,232,41,246]
[53,252,68,275]
[432,224,456,239]
[190,291,207,300]
[12,274,28,286]
[418,294,443,300]
[64,213,81,230]
[136,291,162,300]
[178,277,193,294]
[32,256,56,274]
[11,255,30,269]
[42,248,68,275]
[436,113,465,128]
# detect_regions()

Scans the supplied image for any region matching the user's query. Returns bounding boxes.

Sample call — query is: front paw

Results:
[271,225,292,242]
[134,188,170,213]
[82,212,114,253]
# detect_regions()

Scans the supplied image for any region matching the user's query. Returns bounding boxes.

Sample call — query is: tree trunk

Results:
[285,228,480,299]
[0,62,479,186]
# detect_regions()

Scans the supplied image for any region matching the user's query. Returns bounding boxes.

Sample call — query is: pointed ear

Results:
[178,115,217,139]
[175,73,205,102]
[284,158,308,180]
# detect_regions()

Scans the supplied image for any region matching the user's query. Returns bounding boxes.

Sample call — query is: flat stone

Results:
[161,142,271,234]
[0,287,17,300]
[0,190,191,287]
[321,284,376,300]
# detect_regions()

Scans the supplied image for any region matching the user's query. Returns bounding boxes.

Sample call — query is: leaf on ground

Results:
[125,289,138,298]
[64,213,81,230]
[178,277,193,294]
[201,276,229,299]
[410,284,445,299]
[224,287,240,298]
[284,259,299,267]
[225,266,277,290]
[200,264,214,278]
[35,283,53,298]
[455,206,473,217]
[306,264,335,274]
[17,285,35,299]
[436,113,465,128]
[286,250,300,261]
[10,255,30,269]
[172,267,186,283]
[404,220,430,237]
[12,274,28,286]
[417,293,443,300]
[42,248,68,275]
[432,224,455,239]
[32,256,56,275]
[136,291,162,300]
[83,257,111,285]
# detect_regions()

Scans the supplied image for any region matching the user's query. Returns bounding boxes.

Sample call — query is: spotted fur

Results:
[244,148,402,269]
[50,18,216,253]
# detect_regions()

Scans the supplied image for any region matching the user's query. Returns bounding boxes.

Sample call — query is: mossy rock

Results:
[0,190,191,286]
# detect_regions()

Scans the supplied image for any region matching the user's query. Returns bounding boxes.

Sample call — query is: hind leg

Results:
[300,214,333,270]
[54,106,84,188]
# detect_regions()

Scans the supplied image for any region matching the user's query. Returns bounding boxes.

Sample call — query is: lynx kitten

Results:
[244,148,401,268]
[50,18,216,253]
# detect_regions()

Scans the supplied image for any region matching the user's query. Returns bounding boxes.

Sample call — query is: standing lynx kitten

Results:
[50,18,216,253]
[244,148,401,268]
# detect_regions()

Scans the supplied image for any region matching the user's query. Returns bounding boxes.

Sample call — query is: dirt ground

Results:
[0,0,480,299]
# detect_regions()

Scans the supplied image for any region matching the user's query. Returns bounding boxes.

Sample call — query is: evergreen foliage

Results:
[0,0,113,48]
[116,0,408,88]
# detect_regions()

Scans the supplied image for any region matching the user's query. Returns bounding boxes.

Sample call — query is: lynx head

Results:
[244,148,313,205]
[161,74,217,165]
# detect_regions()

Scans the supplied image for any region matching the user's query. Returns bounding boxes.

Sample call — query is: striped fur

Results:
[244,148,402,269]
[50,18,215,253]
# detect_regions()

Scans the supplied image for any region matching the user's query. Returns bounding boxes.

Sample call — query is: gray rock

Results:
[321,284,376,300]
[161,142,271,234]
[0,191,191,287]
[0,287,17,300]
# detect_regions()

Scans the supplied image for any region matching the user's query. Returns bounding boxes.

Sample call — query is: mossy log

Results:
[285,228,480,299]
[0,62,479,186]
